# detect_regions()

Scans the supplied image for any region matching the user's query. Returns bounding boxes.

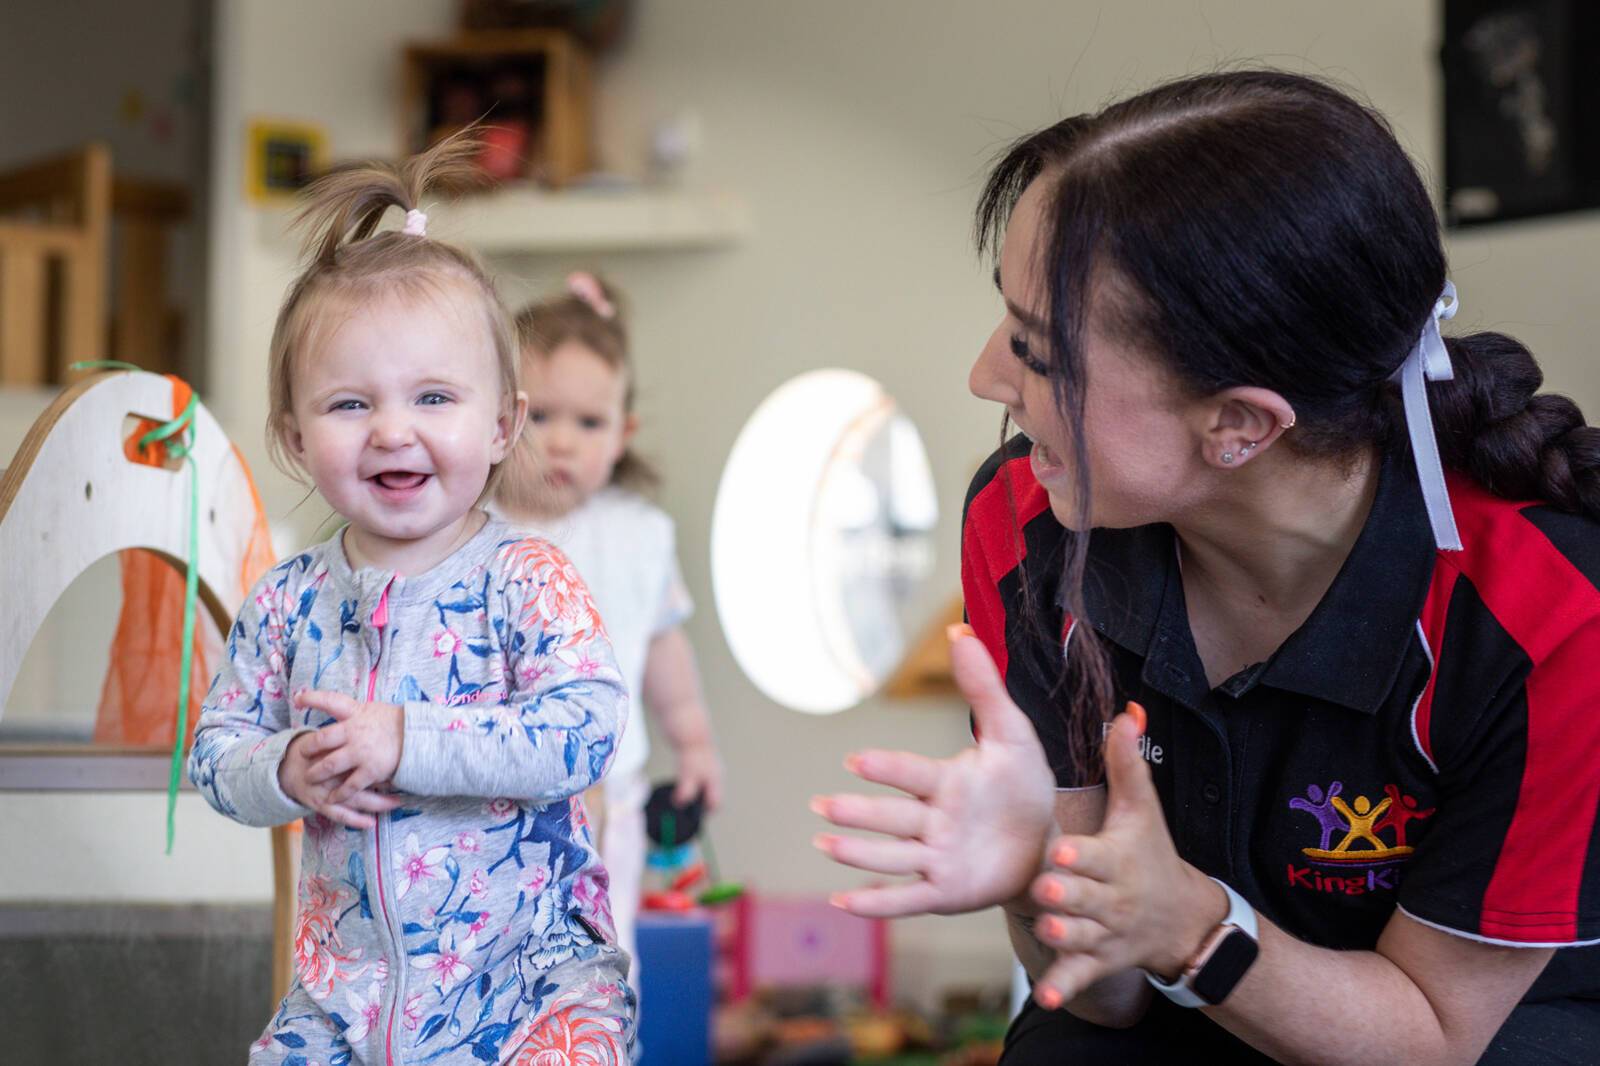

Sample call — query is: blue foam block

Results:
[636,911,714,1066]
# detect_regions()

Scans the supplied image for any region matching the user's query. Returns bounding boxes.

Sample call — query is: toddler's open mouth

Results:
[370,470,430,494]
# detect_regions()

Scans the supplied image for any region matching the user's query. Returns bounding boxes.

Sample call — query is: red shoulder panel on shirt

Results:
[1423,475,1600,941]
[961,456,1050,682]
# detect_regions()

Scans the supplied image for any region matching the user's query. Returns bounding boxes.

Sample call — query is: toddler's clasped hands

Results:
[279,690,407,829]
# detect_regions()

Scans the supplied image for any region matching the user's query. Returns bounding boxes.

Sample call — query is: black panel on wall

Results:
[1442,0,1600,227]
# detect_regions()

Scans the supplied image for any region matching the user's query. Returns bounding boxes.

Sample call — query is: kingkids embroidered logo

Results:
[1284,782,1434,896]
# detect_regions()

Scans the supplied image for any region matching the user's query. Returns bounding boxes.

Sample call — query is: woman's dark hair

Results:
[977,69,1600,778]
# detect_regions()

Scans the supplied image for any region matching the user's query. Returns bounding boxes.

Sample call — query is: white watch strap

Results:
[1145,877,1257,1008]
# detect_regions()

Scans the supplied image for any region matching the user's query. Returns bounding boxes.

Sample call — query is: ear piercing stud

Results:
[1223,441,1259,466]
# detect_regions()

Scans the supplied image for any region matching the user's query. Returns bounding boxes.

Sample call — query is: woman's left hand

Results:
[1027,705,1227,1009]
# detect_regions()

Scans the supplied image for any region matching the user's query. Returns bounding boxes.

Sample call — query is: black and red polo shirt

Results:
[962,435,1600,1027]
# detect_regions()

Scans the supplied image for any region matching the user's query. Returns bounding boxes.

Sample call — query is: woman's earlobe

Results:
[1218,439,1262,467]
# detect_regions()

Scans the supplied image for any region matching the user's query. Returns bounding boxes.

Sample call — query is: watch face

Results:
[1192,928,1260,1005]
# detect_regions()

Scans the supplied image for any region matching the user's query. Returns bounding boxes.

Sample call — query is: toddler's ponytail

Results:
[293,129,482,262]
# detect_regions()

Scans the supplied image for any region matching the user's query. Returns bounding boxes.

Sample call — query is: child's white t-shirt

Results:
[497,487,694,780]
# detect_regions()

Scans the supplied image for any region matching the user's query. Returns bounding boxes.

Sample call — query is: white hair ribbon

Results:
[402,208,428,237]
[1390,281,1461,551]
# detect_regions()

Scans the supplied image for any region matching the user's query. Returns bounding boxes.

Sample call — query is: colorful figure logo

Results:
[1289,782,1434,866]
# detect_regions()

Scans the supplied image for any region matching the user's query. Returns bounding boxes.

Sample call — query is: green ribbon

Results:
[71,361,200,853]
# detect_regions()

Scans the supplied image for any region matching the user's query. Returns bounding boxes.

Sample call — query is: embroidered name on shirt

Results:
[1284,781,1433,896]
[1102,721,1163,764]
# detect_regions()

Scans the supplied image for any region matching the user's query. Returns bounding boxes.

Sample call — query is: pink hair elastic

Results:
[566,271,615,319]
[402,209,428,237]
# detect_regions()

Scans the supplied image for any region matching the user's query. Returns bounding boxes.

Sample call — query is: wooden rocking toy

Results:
[0,369,298,1005]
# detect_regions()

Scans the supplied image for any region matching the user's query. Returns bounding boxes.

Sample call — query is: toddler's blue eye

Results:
[330,399,365,412]
[580,417,605,431]
[418,392,451,406]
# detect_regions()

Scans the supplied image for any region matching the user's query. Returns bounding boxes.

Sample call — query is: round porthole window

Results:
[711,370,938,714]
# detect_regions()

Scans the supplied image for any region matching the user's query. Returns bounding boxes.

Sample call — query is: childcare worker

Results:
[494,271,724,976]
[189,133,634,1065]
[812,71,1600,1063]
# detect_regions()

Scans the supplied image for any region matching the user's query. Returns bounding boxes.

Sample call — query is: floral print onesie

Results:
[189,517,634,1065]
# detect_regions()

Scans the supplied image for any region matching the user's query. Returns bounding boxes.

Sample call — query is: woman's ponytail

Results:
[1431,332,1600,519]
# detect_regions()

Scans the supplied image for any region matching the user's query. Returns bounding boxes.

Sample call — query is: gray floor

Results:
[0,903,273,1065]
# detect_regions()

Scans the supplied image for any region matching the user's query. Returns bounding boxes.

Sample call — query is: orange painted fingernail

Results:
[811,833,836,851]
[844,754,863,774]
[1041,916,1065,940]
[1126,701,1147,735]
[1036,985,1063,1009]
[1052,842,1076,866]
[1041,878,1064,904]
[947,623,975,642]
[828,893,850,909]
[808,796,830,817]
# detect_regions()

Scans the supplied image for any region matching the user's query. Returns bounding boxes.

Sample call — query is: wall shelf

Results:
[257,185,750,256]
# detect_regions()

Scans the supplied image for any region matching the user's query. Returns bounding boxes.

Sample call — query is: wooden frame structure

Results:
[0,144,192,386]
[0,144,110,385]
[401,29,593,186]
[0,370,296,1003]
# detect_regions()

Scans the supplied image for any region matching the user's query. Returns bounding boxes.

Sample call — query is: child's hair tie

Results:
[402,208,428,237]
[566,271,615,320]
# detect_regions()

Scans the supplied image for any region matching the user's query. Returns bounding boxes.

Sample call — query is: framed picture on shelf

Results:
[246,119,328,204]
[1442,0,1600,227]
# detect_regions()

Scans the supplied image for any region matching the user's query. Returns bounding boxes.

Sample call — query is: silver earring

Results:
[1281,414,1297,430]
[1243,440,1258,453]
[1221,451,1234,464]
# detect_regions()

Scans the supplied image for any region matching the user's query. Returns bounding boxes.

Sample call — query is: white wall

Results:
[10,0,1600,1008]
[0,0,205,179]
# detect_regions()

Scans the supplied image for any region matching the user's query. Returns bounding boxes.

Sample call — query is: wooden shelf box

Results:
[401,29,593,187]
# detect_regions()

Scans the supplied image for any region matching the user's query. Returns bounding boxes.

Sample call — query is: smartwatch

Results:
[1145,877,1260,1007]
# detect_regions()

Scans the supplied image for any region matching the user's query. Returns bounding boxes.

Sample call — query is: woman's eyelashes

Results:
[1010,334,1051,376]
